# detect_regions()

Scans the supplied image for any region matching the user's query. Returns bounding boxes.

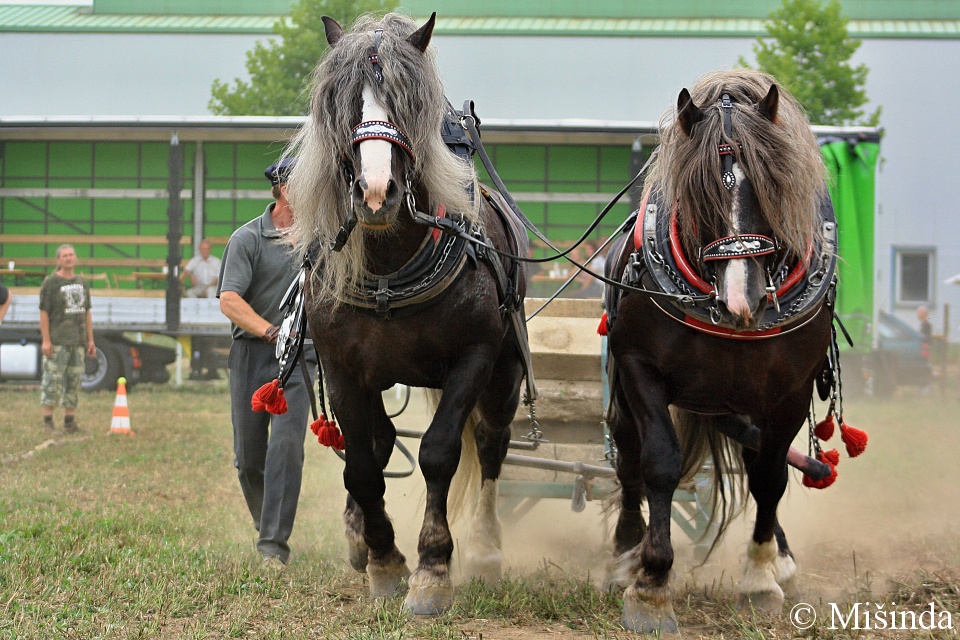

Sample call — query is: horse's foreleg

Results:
[738,404,806,614]
[616,357,680,634]
[335,389,409,597]
[740,446,797,593]
[406,352,494,615]
[343,494,368,572]
[603,384,647,591]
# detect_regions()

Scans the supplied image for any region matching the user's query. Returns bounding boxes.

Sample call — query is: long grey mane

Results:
[285,13,479,307]
[647,69,826,261]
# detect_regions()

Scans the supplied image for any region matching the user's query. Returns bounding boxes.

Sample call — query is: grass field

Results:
[1,381,958,639]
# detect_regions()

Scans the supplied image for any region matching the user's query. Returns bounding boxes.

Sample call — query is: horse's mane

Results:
[286,12,478,306]
[647,69,826,261]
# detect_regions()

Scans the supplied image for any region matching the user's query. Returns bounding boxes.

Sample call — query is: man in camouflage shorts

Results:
[39,244,97,433]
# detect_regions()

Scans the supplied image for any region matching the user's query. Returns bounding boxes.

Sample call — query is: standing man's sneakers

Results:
[42,416,55,433]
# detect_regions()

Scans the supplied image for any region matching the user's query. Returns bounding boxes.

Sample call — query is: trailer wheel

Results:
[83,344,121,392]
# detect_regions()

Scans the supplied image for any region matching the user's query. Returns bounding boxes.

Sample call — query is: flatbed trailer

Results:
[0,292,228,390]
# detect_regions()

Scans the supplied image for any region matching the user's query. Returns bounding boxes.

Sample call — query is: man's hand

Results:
[86,340,97,358]
[262,325,281,344]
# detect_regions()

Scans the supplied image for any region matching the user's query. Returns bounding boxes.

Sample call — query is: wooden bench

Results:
[5,286,164,298]
[0,234,230,247]
[0,257,167,269]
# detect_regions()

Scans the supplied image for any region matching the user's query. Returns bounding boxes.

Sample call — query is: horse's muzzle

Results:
[353,176,401,227]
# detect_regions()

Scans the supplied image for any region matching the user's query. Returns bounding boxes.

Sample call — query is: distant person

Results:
[217,158,316,569]
[181,238,221,298]
[573,240,606,298]
[0,282,10,326]
[917,305,932,342]
[39,244,96,434]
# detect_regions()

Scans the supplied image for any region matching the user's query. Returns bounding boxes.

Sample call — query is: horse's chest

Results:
[610,298,826,410]
[313,308,502,388]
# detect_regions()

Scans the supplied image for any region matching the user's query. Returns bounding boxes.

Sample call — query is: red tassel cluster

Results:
[839,421,868,457]
[310,415,344,450]
[803,409,868,490]
[802,448,839,489]
[251,379,288,414]
[597,312,609,337]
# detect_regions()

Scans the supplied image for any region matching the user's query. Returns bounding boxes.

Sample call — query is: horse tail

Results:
[671,407,747,558]
[423,389,482,526]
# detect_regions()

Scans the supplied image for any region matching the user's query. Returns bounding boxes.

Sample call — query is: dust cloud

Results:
[296,387,960,599]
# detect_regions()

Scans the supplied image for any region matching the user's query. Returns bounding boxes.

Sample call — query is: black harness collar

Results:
[612,187,838,339]
[338,213,476,319]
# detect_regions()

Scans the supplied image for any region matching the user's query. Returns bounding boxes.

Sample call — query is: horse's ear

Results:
[408,12,436,52]
[758,84,780,123]
[322,16,343,47]
[677,88,704,137]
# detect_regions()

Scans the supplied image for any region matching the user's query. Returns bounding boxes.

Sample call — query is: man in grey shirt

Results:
[217,158,316,568]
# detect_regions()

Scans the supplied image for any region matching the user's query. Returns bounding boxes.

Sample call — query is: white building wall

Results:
[0,32,264,116]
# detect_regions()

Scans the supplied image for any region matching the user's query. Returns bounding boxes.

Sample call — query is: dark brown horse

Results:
[285,13,531,614]
[603,69,838,633]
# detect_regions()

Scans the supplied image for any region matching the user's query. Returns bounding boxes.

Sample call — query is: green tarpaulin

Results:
[820,136,881,344]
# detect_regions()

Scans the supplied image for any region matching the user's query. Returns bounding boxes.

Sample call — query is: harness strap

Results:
[369,29,384,84]
[480,189,538,402]
[720,93,737,190]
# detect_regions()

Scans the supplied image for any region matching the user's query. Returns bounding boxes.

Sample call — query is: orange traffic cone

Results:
[109,376,134,435]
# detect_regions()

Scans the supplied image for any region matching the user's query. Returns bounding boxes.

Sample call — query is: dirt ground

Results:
[291,386,960,637]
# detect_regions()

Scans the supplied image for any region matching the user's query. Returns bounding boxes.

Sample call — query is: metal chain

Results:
[645,249,698,296]
[522,388,544,446]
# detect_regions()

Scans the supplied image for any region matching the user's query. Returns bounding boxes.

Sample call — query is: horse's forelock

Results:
[650,69,826,261]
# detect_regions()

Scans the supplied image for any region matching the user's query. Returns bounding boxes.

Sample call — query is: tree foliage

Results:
[209,0,398,116]
[743,0,880,126]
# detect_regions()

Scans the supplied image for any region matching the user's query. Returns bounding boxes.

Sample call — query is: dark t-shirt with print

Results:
[39,274,91,345]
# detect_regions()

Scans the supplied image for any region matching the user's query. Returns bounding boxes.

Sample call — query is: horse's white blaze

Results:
[358,84,393,213]
[721,163,752,321]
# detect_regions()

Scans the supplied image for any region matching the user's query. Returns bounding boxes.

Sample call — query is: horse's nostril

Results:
[352,178,366,199]
[385,179,398,200]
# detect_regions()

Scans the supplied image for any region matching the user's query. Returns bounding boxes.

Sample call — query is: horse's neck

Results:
[363,210,432,275]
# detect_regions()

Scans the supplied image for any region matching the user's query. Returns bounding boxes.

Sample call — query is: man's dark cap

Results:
[264,157,296,186]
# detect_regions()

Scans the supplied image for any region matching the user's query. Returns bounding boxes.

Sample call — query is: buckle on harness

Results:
[374,278,392,317]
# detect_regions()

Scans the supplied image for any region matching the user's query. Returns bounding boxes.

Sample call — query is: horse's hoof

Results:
[464,549,502,582]
[738,588,785,614]
[367,562,410,598]
[773,553,797,585]
[622,586,679,634]
[347,542,369,572]
[404,570,453,615]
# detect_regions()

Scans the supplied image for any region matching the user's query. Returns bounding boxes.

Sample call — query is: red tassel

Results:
[839,421,868,457]
[821,448,841,466]
[802,449,838,489]
[310,415,344,450]
[814,415,835,441]
[598,312,609,336]
[251,379,288,415]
